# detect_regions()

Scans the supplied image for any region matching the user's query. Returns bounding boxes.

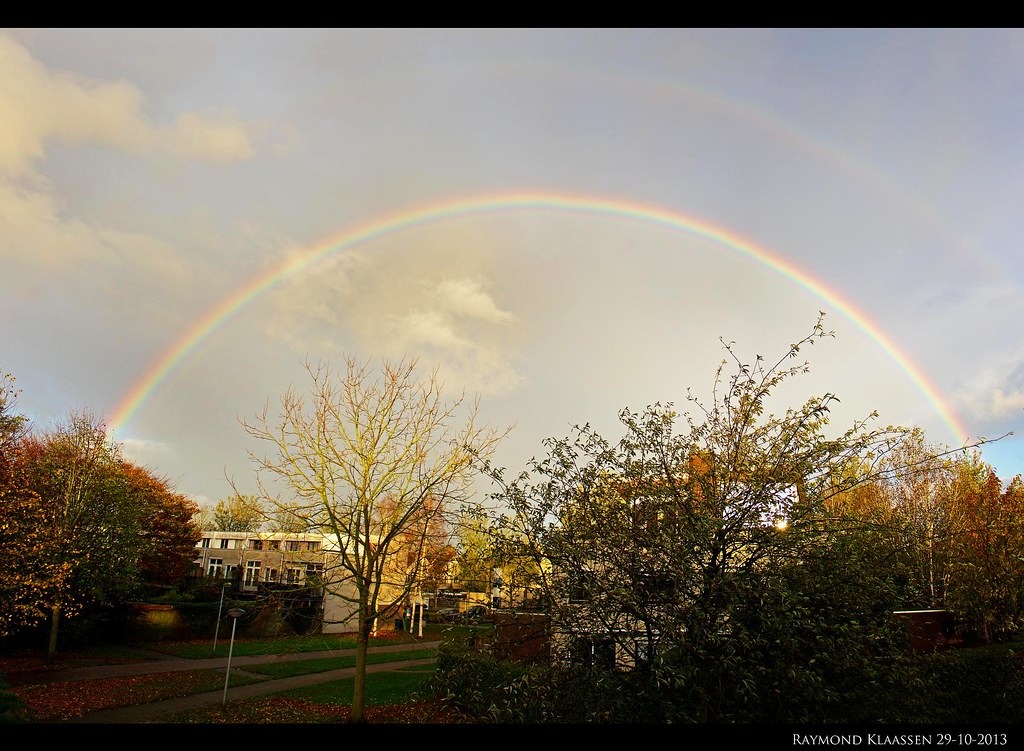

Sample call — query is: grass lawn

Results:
[1,647,435,723]
[0,624,476,723]
[167,664,466,724]
[243,648,437,679]
[282,663,437,705]
[146,624,450,659]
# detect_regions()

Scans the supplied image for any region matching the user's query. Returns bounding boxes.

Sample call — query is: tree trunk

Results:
[46,601,61,665]
[350,605,371,723]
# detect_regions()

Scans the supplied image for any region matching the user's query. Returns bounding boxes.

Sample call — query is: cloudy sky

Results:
[4,28,1024,507]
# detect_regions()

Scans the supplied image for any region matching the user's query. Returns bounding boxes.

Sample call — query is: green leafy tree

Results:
[452,508,499,593]
[452,507,541,602]
[212,493,265,532]
[22,412,147,661]
[481,317,917,720]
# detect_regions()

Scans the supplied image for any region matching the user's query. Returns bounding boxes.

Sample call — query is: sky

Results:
[4,28,1024,508]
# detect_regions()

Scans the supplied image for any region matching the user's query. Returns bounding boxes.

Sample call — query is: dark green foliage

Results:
[677,550,913,723]
[0,675,27,723]
[432,639,1024,723]
[428,646,625,723]
[449,319,971,723]
[885,642,1024,723]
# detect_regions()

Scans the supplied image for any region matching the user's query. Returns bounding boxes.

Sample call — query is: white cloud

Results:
[0,33,255,176]
[0,31,261,318]
[0,176,190,297]
[988,389,1024,416]
[954,353,1024,426]
[163,111,255,162]
[119,437,176,469]
[268,253,523,394]
[367,275,524,395]
[388,308,471,351]
[434,277,514,323]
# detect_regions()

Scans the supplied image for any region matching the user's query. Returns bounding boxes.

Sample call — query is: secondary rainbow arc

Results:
[106,190,970,446]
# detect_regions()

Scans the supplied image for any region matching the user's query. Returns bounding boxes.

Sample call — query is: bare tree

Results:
[241,356,504,722]
[192,504,215,532]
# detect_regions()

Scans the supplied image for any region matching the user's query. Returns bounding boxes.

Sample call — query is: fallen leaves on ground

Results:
[172,696,475,724]
[0,651,152,679]
[14,670,232,720]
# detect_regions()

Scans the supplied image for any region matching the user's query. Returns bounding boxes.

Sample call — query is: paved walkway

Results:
[29,641,442,724]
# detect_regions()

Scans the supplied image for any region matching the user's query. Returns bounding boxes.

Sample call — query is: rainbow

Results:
[106,190,970,445]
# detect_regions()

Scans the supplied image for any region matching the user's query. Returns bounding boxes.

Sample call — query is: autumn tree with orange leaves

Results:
[0,372,66,639]
[119,461,201,585]
[943,460,1024,641]
[2,398,202,657]
[826,434,1024,642]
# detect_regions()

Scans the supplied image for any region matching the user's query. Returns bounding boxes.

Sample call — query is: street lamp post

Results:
[222,607,246,706]
[417,587,425,638]
[212,582,230,654]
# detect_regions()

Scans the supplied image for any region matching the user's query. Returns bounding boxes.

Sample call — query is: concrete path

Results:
[29,641,442,724]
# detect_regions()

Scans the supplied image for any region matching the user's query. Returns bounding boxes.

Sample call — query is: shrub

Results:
[428,647,640,723]
[0,675,27,723]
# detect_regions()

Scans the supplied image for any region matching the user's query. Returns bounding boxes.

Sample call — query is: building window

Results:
[225,564,237,581]
[264,568,279,584]
[306,541,320,552]
[208,558,223,578]
[201,538,211,549]
[219,538,229,549]
[250,539,263,551]
[287,540,300,552]
[637,573,676,605]
[571,637,616,669]
[245,560,262,587]
[305,563,324,587]
[633,635,654,665]
[286,567,302,584]
[267,540,280,551]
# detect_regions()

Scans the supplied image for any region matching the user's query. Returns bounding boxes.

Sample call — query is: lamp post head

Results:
[227,608,246,619]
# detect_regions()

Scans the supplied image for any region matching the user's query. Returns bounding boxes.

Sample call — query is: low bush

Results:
[426,647,625,723]
[884,641,1024,723]
[431,637,1024,724]
[0,675,26,723]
